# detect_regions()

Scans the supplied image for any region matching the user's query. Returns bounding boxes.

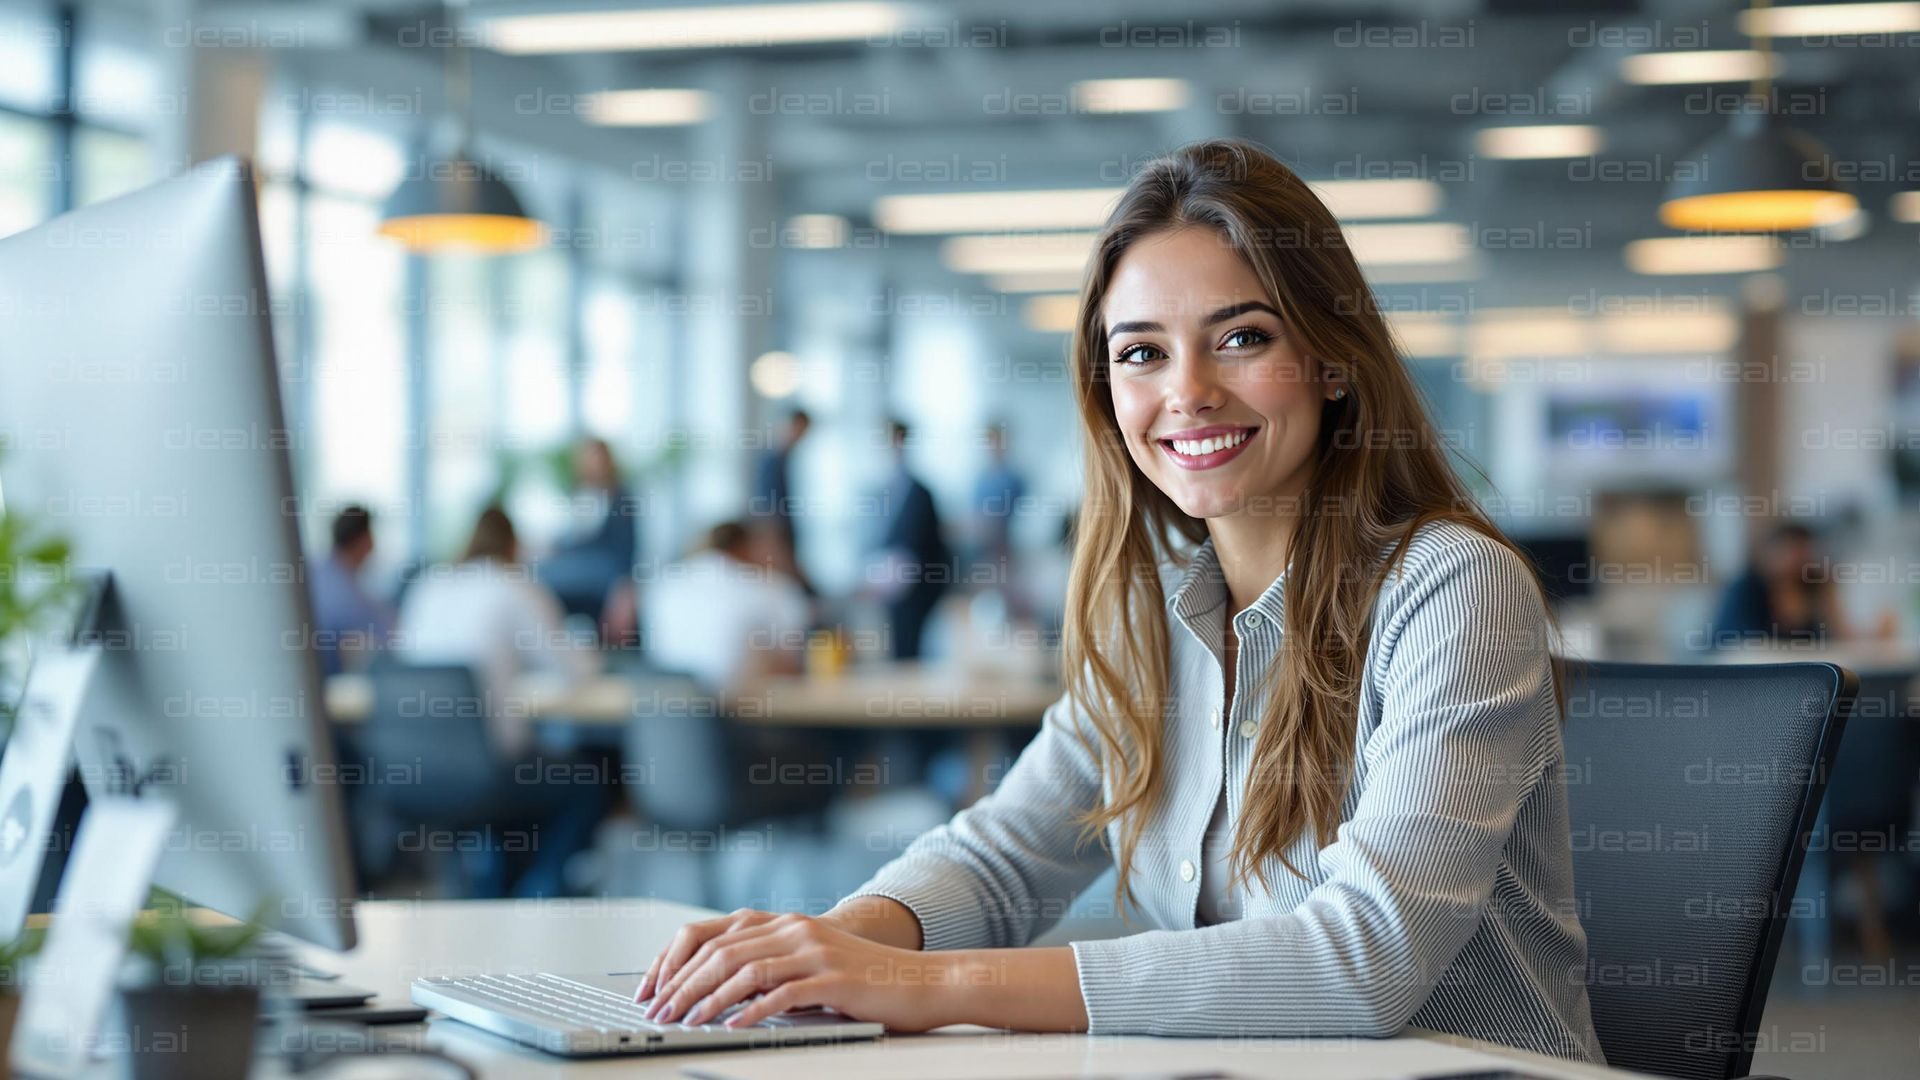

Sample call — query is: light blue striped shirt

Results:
[849,521,1604,1062]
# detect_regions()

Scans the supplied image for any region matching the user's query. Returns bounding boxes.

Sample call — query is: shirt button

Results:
[1243,610,1263,629]
[1179,859,1196,883]
[1239,720,1258,739]
[1208,708,1220,729]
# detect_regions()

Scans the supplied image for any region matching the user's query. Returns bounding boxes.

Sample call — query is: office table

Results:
[325,666,1061,729]
[256,898,1649,1080]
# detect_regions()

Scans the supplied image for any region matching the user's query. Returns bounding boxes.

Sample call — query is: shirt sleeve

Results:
[843,687,1112,951]
[1068,537,1556,1038]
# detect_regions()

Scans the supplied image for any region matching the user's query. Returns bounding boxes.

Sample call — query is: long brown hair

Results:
[1063,138,1555,907]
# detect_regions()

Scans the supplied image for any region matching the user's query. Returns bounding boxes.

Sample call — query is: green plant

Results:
[127,892,268,984]
[0,441,79,729]
[0,929,45,993]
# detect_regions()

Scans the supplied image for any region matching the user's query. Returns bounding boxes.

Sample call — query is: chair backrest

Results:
[1560,660,1854,1080]
[620,669,731,829]
[361,661,502,824]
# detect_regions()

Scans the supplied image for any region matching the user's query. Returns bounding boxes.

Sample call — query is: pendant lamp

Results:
[1659,0,1857,232]
[379,0,543,254]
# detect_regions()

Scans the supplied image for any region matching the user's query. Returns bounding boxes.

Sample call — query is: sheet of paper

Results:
[10,796,177,1079]
[0,647,100,940]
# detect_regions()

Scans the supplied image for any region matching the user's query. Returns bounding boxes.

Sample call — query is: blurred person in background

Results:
[870,418,952,661]
[642,520,810,698]
[396,505,600,759]
[540,436,640,622]
[1710,521,1895,648]
[308,504,395,677]
[970,421,1028,617]
[394,504,606,896]
[751,408,813,592]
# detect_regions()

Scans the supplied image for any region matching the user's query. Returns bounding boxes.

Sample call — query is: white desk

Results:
[325,667,1061,730]
[270,899,1649,1080]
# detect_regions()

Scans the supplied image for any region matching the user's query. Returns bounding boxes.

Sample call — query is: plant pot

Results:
[0,992,20,1063]
[118,981,261,1080]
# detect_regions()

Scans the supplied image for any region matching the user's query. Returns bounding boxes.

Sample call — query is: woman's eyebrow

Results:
[1201,300,1280,326]
[1107,301,1280,340]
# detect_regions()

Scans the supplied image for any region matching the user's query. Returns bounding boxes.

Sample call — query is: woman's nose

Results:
[1165,354,1224,416]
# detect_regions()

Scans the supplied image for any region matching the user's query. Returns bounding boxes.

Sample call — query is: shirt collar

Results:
[1165,536,1289,633]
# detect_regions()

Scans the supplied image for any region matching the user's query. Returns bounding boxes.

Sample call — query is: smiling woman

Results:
[634,139,1603,1064]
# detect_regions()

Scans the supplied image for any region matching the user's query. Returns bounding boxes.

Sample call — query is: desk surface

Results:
[270,898,1647,1080]
[326,665,1061,729]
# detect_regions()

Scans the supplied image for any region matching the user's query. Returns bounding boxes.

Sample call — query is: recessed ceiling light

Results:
[584,89,712,126]
[1070,78,1190,114]
[941,232,1098,275]
[1621,50,1784,85]
[1022,294,1080,333]
[1739,2,1920,37]
[1625,235,1785,275]
[1476,125,1605,160]
[1309,179,1443,220]
[1345,223,1475,266]
[483,2,903,53]
[876,189,1123,234]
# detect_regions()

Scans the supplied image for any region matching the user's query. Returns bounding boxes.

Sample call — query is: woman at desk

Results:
[635,140,1603,1063]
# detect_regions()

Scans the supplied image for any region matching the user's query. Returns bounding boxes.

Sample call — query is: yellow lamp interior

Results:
[377,213,545,254]
[1659,189,1859,231]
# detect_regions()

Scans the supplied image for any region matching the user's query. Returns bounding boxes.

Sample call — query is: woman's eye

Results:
[1221,327,1272,350]
[1113,344,1164,365]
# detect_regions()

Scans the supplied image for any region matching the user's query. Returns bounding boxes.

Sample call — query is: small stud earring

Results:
[1334,387,1348,400]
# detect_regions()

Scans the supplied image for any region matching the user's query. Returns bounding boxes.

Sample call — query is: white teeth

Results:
[1168,429,1250,456]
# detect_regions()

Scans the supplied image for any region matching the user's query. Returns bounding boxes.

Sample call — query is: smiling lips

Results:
[1158,425,1258,470]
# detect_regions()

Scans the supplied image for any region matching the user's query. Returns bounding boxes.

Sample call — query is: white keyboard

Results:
[412,972,885,1057]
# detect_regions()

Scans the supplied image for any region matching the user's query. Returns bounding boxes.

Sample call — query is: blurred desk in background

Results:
[325,665,1058,730]
[1695,639,1920,678]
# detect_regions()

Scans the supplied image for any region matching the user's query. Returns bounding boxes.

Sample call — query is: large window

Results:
[306,193,410,528]
[0,112,50,237]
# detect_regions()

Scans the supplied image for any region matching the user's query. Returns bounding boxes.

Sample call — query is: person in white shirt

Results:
[396,505,599,760]
[642,520,810,698]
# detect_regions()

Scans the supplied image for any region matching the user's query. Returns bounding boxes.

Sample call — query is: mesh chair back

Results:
[361,662,501,824]
[1560,660,1854,1080]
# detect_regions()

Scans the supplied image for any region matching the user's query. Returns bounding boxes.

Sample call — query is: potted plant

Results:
[119,895,268,1080]
[0,440,78,737]
[0,929,45,1060]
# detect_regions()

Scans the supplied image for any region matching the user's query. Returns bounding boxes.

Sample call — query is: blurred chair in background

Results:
[359,661,607,898]
[308,503,396,678]
[540,436,641,622]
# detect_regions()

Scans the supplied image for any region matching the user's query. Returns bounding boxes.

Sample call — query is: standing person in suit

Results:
[751,408,812,593]
[541,436,640,622]
[872,419,951,661]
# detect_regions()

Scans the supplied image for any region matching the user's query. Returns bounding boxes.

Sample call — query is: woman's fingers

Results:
[642,910,769,1004]
[724,975,833,1029]
[633,953,664,1003]
[683,954,812,1026]
[650,924,799,1023]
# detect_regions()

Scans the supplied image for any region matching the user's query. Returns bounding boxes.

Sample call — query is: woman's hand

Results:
[634,909,960,1032]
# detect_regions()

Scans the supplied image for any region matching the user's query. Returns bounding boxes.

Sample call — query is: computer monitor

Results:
[0,157,358,950]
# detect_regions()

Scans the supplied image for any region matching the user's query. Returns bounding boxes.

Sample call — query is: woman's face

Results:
[1101,225,1340,521]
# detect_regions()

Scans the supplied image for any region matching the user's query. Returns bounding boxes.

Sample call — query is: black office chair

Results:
[1560,660,1856,1080]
